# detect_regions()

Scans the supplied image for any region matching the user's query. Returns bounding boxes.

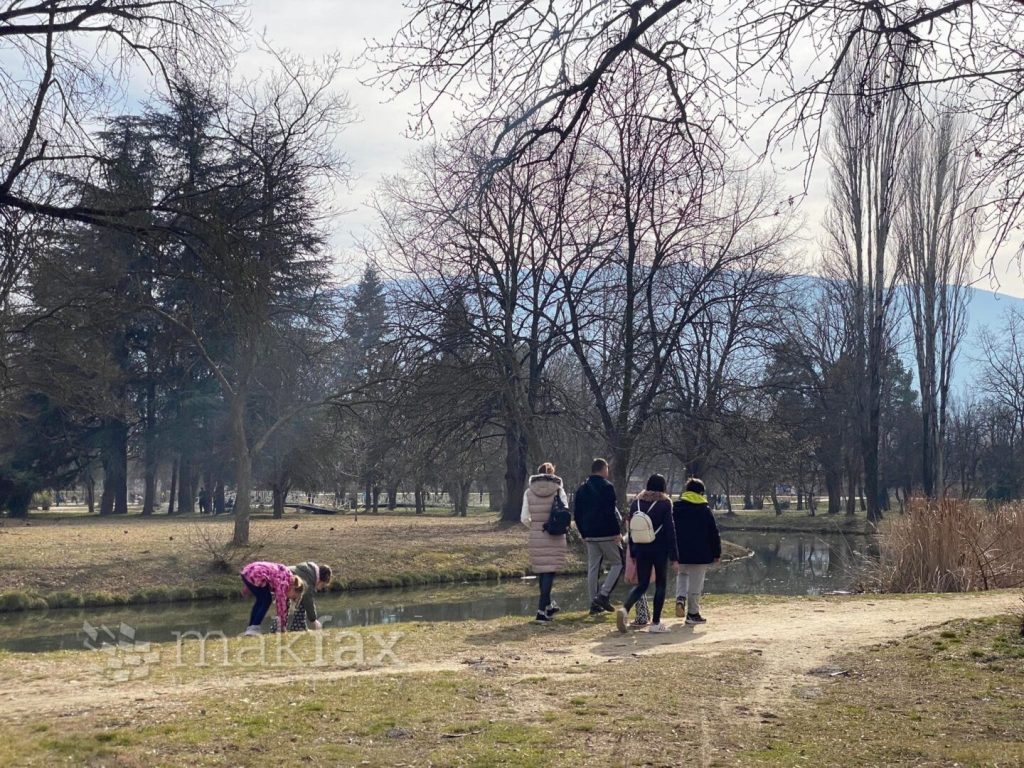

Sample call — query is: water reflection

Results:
[708,531,870,596]
[0,532,870,653]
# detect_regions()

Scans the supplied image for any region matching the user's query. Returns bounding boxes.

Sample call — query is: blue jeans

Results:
[242,576,272,627]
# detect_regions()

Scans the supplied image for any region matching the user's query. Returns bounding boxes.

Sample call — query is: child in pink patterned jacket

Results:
[240,561,304,636]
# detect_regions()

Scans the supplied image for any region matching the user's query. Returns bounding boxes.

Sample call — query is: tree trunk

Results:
[6,488,31,519]
[272,482,289,519]
[500,422,530,523]
[177,458,195,515]
[386,482,399,510]
[824,465,841,515]
[166,458,178,515]
[845,469,857,517]
[770,486,782,515]
[99,420,129,515]
[610,456,631,513]
[141,381,158,516]
[85,470,95,515]
[451,479,472,517]
[214,480,226,515]
[142,462,157,516]
[231,396,253,546]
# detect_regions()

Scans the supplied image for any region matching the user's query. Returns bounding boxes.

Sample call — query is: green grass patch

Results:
[741,615,1024,766]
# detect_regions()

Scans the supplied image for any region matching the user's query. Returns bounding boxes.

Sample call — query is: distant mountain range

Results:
[789,276,1024,394]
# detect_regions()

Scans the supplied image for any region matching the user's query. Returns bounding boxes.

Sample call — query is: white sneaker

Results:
[648,623,670,634]
[242,625,262,637]
[616,607,628,633]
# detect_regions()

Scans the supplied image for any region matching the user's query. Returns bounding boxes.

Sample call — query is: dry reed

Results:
[869,498,1024,593]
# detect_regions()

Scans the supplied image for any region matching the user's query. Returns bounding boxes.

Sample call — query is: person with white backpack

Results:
[616,474,679,634]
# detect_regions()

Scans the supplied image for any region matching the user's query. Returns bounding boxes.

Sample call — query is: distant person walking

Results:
[673,478,721,624]
[239,561,304,636]
[617,474,679,634]
[573,458,623,615]
[522,462,569,623]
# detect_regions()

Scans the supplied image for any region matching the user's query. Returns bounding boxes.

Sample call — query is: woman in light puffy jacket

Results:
[521,462,568,622]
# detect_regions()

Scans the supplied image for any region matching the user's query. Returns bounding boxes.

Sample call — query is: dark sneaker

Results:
[674,599,686,618]
[596,595,616,613]
[589,602,605,616]
[535,611,553,623]
[545,602,561,617]
[686,613,707,625]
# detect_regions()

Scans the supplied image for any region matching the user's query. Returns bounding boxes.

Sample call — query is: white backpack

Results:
[629,499,662,545]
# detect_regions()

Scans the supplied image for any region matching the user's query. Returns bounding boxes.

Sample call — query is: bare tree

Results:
[548,52,790,506]
[979,309,1024,443]
[371,2,1024,261]
[823,46,914,522]
[658,188,791,481]
[374,134,570,523]
[0,1,242,225]
[898,113,977,497]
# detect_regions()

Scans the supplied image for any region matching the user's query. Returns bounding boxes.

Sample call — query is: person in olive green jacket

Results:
[289,562,333,630]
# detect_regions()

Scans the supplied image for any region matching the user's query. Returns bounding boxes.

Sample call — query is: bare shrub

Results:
[869,498,1024,593]
[186,523,265,574]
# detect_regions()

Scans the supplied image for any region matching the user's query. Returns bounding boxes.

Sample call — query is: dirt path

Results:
[584,593,1019,722]
[1,593,1017,728]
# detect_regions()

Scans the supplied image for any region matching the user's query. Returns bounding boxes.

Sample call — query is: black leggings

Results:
[242,576,272,627]
[624,555,669,624]
[537,572,556,612]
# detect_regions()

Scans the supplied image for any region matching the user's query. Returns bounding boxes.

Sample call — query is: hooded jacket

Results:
[290,561,321,624]
[672,492,722,565]
[522,474,569,574]
[240,561,293,630]
[627,490,679,563]
[573,475,621,539]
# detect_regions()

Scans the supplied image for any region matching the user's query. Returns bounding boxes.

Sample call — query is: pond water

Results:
[0,531,872,653]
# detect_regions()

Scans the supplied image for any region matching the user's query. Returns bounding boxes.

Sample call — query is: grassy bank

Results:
[0,593,1018,766]
[743,614,1024,765]
[716,508,873,534]
[0,512,749,612]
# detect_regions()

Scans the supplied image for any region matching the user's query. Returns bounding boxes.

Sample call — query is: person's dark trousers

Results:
[242,576,272,627]
[623,556,669,624]
[537,572,556,612]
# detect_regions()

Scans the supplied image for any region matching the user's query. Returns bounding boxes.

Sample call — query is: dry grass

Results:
[869,498,1024,593]
[743,615,1024,766]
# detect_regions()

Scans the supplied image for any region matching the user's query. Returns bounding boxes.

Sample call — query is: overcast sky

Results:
[247,1,1024,298]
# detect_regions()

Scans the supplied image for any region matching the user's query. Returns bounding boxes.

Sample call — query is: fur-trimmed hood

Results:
[635,490,672,504]
[528,474,563,498]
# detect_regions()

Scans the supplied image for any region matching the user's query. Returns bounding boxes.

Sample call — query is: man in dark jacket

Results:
[672,478,721,624]
[289,562,333,630]
[573,458,623,614]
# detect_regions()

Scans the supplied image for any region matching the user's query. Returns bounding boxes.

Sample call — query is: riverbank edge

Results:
[0,541,754,614]
[716,515,875,535]
[0,564,564,614]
